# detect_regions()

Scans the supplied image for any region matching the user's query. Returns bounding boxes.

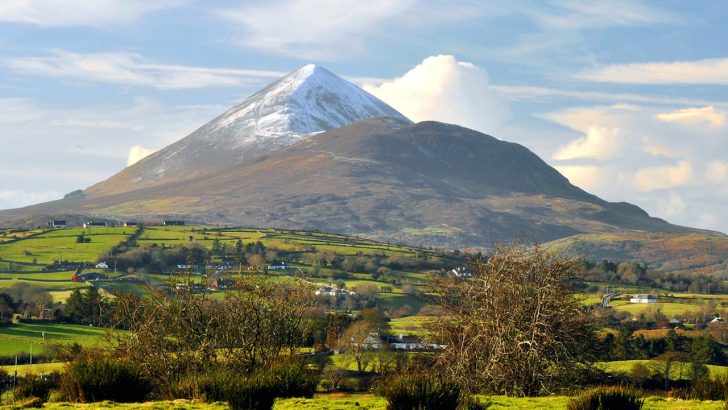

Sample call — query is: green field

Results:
[611,301,703,317]
[0,322,109,356]
[0,227,134,265]
[602,359,728,380]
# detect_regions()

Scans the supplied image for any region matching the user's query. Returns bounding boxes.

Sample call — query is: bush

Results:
[689,373,728,401]
[60,355,152,402]
[13,375,53,405]
[198,370,277,410]
[268,361,319,398]
[198,364,319,410]
[376,372,463,410]
[567,386,644,410]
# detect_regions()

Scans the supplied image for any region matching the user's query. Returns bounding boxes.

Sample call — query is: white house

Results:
[629,294,656,304]
[450,267,472,278]
[49,220,67,229]
[95,262,109,269]
[267,262,287,270]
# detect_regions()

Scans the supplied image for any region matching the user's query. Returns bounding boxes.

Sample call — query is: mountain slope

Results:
[7,117,695,248]
[85,64,410,197]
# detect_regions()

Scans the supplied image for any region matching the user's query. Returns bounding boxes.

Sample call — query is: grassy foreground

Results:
[1,394,723,409]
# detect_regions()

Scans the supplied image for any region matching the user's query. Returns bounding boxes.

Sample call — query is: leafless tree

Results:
[429,244,596,396]
[337,320,377,374]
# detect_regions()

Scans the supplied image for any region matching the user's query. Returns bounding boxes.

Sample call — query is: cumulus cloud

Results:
[363,55,509,133]
[553,126,621,160]
[579,58,728,85]
[5,50,286,89]
[656,106,725,129]
[554,165,606,191]
[127,145,156,166]
[706,161,728,184]
[656,191,686,218]
[633,161,692,191]
[0,97,224,207]
[0,0,180,27]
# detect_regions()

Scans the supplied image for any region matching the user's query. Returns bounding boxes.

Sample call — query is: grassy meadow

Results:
[0,322,109,356]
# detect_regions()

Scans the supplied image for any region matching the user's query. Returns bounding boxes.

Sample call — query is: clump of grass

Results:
[567,386,644,410]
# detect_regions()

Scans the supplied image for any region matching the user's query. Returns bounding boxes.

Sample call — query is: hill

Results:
[546,231,728,274]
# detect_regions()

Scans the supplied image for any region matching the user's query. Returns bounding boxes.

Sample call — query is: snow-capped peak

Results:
[107,64,410,189]
[211,63,410,139]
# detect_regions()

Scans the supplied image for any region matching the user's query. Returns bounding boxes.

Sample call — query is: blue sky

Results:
[1,1,727,233]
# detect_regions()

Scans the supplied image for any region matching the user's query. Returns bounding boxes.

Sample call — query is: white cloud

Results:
[656,191,686,218]
[363,55,509,133]
[553,126,620,160]
[127,145,156,166]
[0,190,63,210]
[526,0,678,30]
[0,0,180,27]
[216,0,415,60]
[5,50,286,89]
[656,106,725,129]
[554,165,605,191]
[633,161,693,192]
[579,58,728,85]
[0,97,224,203]
[706,161,728,184]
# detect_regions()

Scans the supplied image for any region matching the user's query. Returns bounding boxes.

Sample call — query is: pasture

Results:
[0,227,134,265]
[0,322,109,356]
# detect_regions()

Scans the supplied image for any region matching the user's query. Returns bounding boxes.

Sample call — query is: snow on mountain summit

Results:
[85,64,411,195]
[212,64,411,140]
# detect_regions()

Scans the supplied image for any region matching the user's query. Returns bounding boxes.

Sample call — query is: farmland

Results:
[0,322,109,356]
[2,225,728,408]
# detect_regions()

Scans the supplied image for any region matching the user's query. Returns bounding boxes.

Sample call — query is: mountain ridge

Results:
[85,64,410,198]
[0,117,696,250]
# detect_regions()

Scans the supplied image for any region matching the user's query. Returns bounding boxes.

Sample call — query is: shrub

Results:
[60,355,152,402]
[376,372,463,410]
[268,361,319,398]
[13,375,53,405]
[198,370,276,410]
[689,373,728,401]
[567,386,644,410]
[198,364,319,410]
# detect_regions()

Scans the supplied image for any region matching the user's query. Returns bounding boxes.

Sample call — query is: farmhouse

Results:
[83,221,107,228]
[267,261,287,270]
[164,220,185,226]
[315,286,355,297]
[386,333,444,351]
[95,262,109,269]
[71,273,107,282]
[630,294,657,304]
[123,221,139,227]
[48,220,67,229]
[450,267,472,278]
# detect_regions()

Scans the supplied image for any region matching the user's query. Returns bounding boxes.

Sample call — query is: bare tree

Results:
[337,321,377,374]
[429,244,596,396]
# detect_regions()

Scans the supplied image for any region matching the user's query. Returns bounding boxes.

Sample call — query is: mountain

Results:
[0,117,695,249]
[85,64,410,197]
